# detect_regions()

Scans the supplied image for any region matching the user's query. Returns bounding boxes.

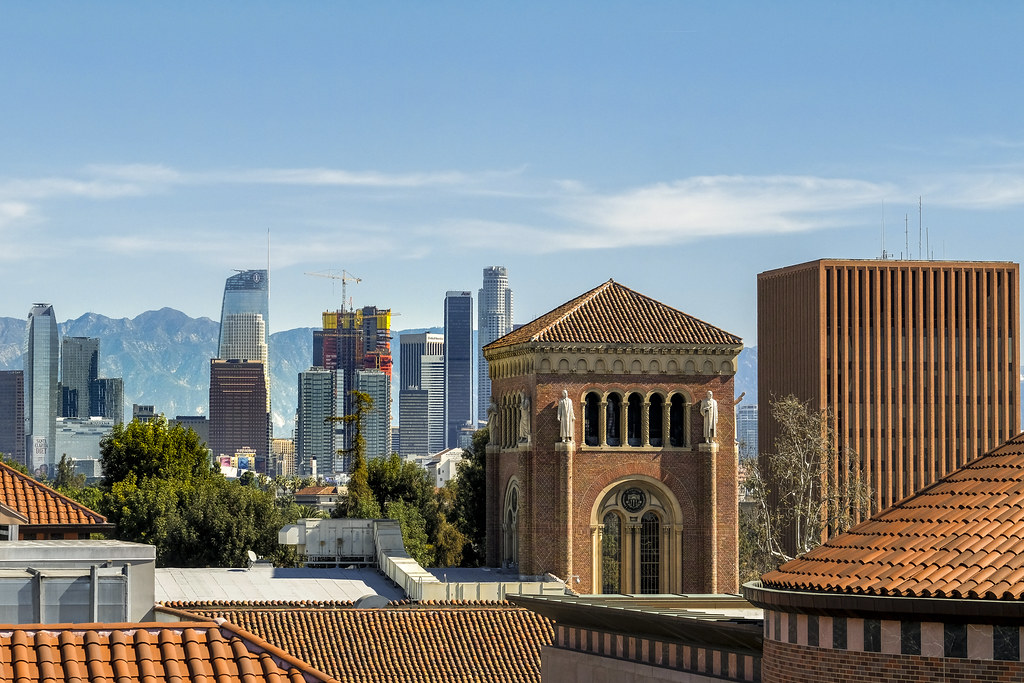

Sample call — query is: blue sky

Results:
[2,2,1024,345]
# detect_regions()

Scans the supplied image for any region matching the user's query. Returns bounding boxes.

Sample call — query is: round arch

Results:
[588,475,687,595]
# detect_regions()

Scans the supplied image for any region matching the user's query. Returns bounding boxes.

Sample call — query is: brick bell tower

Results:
[482,280,743,594]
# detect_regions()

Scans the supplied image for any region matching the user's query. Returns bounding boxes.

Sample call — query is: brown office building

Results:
[209,359,271,475]
[758,259,1019,516]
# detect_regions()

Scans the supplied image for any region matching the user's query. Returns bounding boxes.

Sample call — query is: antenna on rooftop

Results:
[880,201,886,259]
[918,197,923,261]
[904,214,909,259]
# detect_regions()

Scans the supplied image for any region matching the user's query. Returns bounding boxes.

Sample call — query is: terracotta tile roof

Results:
[762,432,1024,600]
[0,461,108,527]
[295,486,339,496]
[174,601,554,682]
[0,621,338,682]
[484,279,741,351]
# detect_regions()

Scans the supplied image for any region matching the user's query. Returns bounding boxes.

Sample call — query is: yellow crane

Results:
[304,269,362,314]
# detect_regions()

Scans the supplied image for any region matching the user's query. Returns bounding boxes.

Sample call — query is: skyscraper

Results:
[218,270,269,358]
[477,267,513,425]
[735,403,758,460]
[444,291,473,447]
[90,377,124,424]
[25,304,59,476]
[758,258,1020,519]
[60,337,98,418]
[211,269,271,474]
[0,371,25,467]
[356,369,391,463]
[313,305,392,467]
[398,332,445,456]
[296,368,338,477]
[209,359,270,473]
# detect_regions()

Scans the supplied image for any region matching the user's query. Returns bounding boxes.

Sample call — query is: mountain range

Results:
[0,308,760,435]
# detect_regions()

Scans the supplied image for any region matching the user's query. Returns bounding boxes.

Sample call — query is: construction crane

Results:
[304,269,362,313]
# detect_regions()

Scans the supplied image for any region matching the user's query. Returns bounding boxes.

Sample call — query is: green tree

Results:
[384,499,434,567]
[743,395,872,573]
[333,391,382,519]
[367,453,432,510]
[54,454,86,490]
[451,427,488,565]
[100,417,212,489]
[99,417,287,567]
[0,454,31,476]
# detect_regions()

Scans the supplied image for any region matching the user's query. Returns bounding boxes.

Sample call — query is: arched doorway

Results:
[591,478,683,594]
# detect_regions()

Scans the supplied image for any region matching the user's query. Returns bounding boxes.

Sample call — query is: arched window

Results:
[601,511,622,594]
[503,483,519,567]
[639,511,660,594]
[626,393,642,447]
[649,394,664,446]
[606,393,622,446]
[669,394,686,447]
[584,392,601,447]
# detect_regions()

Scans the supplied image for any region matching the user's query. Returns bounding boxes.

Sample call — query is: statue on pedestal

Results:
[518,394,531,443]
[700,390,718,443]
[557,389,575,442]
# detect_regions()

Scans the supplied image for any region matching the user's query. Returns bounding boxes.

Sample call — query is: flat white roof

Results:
[155,564,405,603]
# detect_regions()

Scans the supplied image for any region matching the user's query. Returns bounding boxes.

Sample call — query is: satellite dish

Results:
[246,550,258,568]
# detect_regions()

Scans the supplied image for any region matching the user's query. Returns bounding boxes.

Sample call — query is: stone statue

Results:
[557,389,575,442]
[486,397,498,431]
[700,390,718,443]
[518,394,531,443]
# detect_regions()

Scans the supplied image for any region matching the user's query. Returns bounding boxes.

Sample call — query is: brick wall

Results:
[763,639,1024,683]
[486,368,738,593]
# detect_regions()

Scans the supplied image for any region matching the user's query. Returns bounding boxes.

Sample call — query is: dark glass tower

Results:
[25,304,59,476]
[444,291,473,447]
[61,337,99,418]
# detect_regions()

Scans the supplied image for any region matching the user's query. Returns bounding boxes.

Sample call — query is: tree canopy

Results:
[100,417,212,488]
[741,394,871,580]
[98,417,295,567]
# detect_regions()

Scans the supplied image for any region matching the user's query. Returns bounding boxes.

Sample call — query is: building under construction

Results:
[313,305,393,470]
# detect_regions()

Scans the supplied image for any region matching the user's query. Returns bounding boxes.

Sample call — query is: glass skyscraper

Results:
[218,269,269,358]
[444,291,473,446]
[211,269,271,474]
[61,337,99,418]
[25,304,59,476]
[477,267,513,426]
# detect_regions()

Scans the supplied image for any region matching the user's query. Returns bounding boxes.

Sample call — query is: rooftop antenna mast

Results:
[918,196,923,261]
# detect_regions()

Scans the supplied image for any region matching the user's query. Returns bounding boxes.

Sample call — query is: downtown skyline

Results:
[3,3,1024,347]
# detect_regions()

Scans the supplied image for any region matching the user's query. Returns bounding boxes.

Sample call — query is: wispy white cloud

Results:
[922,173,1024,208]
[0,201,31,228]
[503,175,894,251]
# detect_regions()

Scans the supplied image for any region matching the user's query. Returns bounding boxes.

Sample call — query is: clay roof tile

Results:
[762,431,1024,602]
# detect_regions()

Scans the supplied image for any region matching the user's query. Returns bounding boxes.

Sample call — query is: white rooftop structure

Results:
[155,564,404,603]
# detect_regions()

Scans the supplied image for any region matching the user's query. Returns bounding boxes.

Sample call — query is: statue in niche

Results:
[700,390,718,443]
[518,394,531,443]
[486,397,499,432]
[557,389,575,442]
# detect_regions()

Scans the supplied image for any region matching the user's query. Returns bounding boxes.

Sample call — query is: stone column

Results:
[642,400,651,447]
[619,402,629,447]
[698,441,718,593]
[556,440,574,583]
[663,400,673,447]
[628,523,641,593]
[599,401,608,446]
[591,524,602,594]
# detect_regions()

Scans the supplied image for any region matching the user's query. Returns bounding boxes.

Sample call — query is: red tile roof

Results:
[295,486,339,496]
[0,461,108,527]
[762,432,1024,600]
[172,602,554,682]
[0,621,338,682]
[484,279,742,351]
